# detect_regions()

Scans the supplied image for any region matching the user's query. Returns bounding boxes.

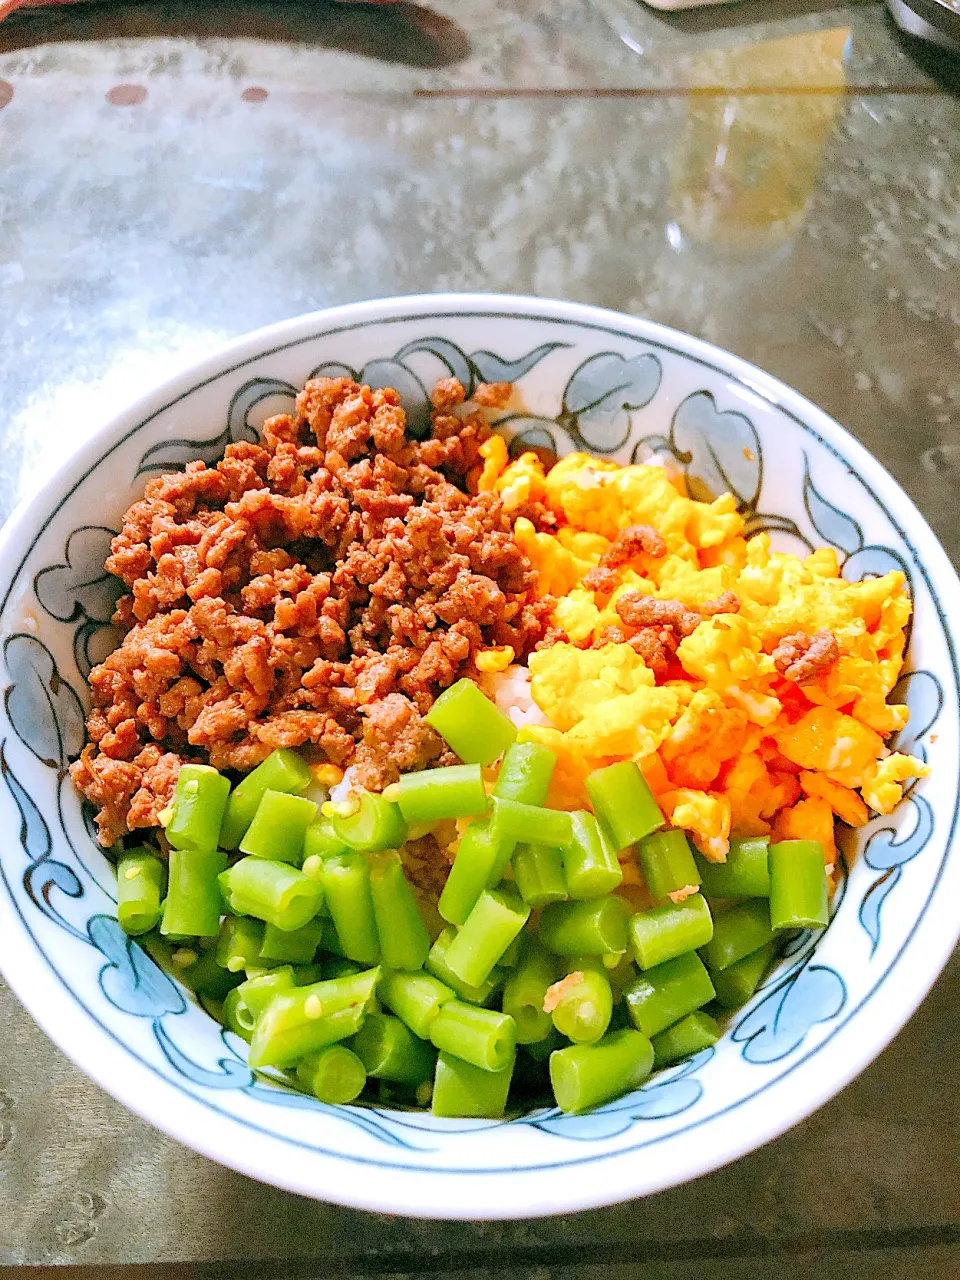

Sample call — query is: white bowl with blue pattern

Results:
[0,294,957,1219]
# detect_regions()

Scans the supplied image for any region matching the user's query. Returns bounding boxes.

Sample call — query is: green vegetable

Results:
[248,966,380,1069]
[369,850,430,971]
[161,847,227,938]
[562,810,622,900]
[512,841,568,907]
[429,1000,517,1072]
[585,760,663,850]
[651,1010,720,1066]
[396,764,488,824]
[695,836,770,898]
[549,967,613,1044]
[219,857,324,932]
[116,850,165,936]
[623,951,715,1038]
[442,888,530,989]
[220,749,312,850]
[425,677,517,766]
[549,1029,654,1113]
[629,894,713,970]
[432,1051,514,1118]
[316,853,380,965]
[638,829,701,901]
[769,839,828,929]
[699,900,774,972]
[331,791,407,854]
[540,895,631,956]
[165,763,231,852]
[239,789,318,864]
[296,1045,367,1104]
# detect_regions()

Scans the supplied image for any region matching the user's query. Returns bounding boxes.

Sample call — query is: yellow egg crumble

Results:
[479,448,929,864]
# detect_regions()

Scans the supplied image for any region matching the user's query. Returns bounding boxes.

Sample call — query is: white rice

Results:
[329,765,362,804]
[488,664,553,730]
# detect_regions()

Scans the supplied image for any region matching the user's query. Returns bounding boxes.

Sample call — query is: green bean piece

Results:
[492,741,557,806]
[501,938,558,1044]
[562,811,623,900]
[320,917,346,958]
[248,966,380,1069]
[323,958,363,981]
[215,914,266,973]
[522,1025,565,1063]
[220,748,313,850]
[629,894,714,970]
[550,1028,654,1113]
[302,818,349,864]
[651,1010,721,1067]
[443,888,530,989]
[623,951,715,1038]
[585,760,664,850]
[296,1045,367,1104]
[219,857,324,932]
[427,926,503,1005]
[432,1051,514,1118]
[161,847,227,938]
[350,1012,436,1086]
[438,819,510,927]
[293,963,325,985]
[425,677,517,766]
[396,764,489,824]
[768,839,829,929]
[499,934,523,968]
[260,917,324,964]
[228,967,297,1039]
[239,789,318,865]
[222,987,251,1042]
[116,850,166,936]
[490,797,574,850]
[331,791,407,854]
[698,900,774,972]
[369,850,431,971]
[512,841,568,907]
[316,853,379,965]
[695,836,770,899]
[638,829,701,901]
[539,895,631,956]
[165,763,231,852]
[711,941,775,1009]
[381,970,456,1039]
[549,967,613,1044]
[174,947,242,1000]
[429,1000,517,1072]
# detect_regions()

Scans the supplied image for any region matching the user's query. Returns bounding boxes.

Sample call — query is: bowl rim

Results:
[0,292,957,1219]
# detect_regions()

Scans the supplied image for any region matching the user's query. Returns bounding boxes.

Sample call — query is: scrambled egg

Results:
[482,449,928,861]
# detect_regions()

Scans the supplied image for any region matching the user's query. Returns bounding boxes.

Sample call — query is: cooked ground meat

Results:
[612,591,742,680]
[72,376,554,845]
[581,524,667,595]
[772,629,840,683]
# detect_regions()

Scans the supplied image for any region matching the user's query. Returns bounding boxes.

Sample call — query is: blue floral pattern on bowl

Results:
[0,297,956,1218]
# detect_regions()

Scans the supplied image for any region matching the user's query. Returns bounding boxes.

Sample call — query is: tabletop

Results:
[0,0,959,1273]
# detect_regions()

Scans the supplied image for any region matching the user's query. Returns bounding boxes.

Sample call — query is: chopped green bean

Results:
[351,1012,436,1085]
[369,850,431,971]
[629,894,713,970]
[490,797,574,850]
[220,748,313,850]
[165,764,231,852]
[293,963,325,985]
[501,938,558,1044]
[769,839,828,929]
[549,967,613,1044]
[331,791,407,854]
[438,819,509,927]
[323,957,362,980]
[426,926,503,1005]
[522,1025,565,1063]
[492,741,557,806]
[562,810,623,900]
[260,916,324,964]
[117,850,165,936]
[429,1000,517,1072]
[499,934,523,968]
[161,847,227,938]
[315,853,379,965]
[239,790,318,865]
[550,1028,654,1113]
[512,842,567,907]
[585,760,664,850]
[229,967,297,1039]
[219,857,324,932]
[248,966,380,1068]
[380,970,456,1040]
[320,917,346,957]
[443,888,530,989]
[432,1051,514,1118]
[638,829,701,901]
[303,818,349,863]
[539,895,631,956]
[623,951,715,1037]
[215,914,266,973]
[651,1010,720,1066]
[397,764,488,824]
[699,900,774,972]
[695,836,770,899]
[174,947,241,1000]
[425,678,517,766]
[711,941,775,1009]
[222,987,251,1041]
[296,1045,367,1104]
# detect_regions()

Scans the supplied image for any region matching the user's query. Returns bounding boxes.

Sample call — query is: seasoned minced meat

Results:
[72,377,555,845]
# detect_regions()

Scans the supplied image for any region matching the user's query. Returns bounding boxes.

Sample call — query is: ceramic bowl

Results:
[0,294,957,1219]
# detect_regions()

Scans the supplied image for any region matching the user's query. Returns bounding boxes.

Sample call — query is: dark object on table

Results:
[888,0,960,53]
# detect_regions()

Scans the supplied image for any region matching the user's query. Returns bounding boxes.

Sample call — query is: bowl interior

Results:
[0,296,957,1218]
